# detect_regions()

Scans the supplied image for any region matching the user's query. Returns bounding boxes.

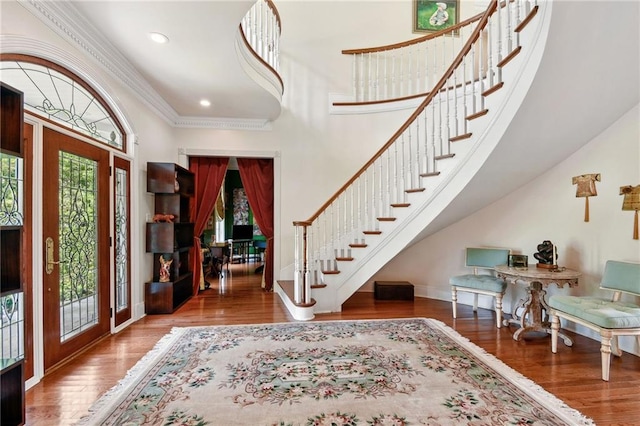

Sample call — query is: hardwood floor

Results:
[25,262,640,425]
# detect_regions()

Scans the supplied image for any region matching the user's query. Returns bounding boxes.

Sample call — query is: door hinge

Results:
[109,166,112,176]
[109,236,113,247]
[110,307,113,318]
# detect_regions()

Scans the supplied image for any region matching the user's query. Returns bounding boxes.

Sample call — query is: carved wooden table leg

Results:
[511,281,574,345]
[503,295,527,328]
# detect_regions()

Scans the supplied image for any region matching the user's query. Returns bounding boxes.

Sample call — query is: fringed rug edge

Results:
[425,318,595,426]
[75,327,188,426]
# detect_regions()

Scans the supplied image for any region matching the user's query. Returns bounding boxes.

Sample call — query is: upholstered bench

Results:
[450,247,510,328]
[549,260,640,381]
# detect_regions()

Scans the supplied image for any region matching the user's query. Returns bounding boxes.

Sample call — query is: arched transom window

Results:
[0,54,126,151]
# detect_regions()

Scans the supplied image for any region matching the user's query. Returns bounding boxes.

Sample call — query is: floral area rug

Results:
[77,318,594,425]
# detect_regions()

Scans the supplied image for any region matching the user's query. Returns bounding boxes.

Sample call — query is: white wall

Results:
[370,103,640,353]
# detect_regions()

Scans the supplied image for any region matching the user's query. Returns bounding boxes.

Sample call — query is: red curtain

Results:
[189,157,229,295]
[237,158,274,291]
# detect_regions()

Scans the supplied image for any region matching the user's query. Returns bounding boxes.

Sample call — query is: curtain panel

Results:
[189,157,229,295]
[237,158,274,291]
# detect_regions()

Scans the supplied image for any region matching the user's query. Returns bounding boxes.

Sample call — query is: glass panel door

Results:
[42,127,110,371]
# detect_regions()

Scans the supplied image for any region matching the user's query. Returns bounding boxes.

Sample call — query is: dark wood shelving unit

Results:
[1,83,24,156]
[1,82,26,426]
[145,163,195,314]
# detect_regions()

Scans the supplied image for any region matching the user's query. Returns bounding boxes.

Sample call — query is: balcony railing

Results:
[240,0,281,73]
[339,0,537,104]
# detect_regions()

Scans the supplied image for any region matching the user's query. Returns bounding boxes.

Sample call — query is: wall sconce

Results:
[572,173,600,222]
[620,185,640,240]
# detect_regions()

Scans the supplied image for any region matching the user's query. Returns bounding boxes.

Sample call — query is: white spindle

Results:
[415,115,421,187]
[344,189,349,246]
[487,18,494,89]
[471,44,478,114]
[352,55,357,101]
[479,30,485,111]
[391,51,396,99]
[430,94,437,173]
[506,0,513,54]
[378,157,384,218]
[399,50,404,98]
[376,54,380,101]
[359,54,365,102]
[422,108,429,174]
[367,52,373,102]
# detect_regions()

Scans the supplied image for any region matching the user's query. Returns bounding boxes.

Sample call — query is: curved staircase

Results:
[277,0,551,320]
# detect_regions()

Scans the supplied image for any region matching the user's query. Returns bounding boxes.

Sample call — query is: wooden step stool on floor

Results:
[374,281,414,300]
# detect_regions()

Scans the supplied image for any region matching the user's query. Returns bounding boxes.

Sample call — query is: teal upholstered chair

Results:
[549,260,640,381]
[450,247,510,328]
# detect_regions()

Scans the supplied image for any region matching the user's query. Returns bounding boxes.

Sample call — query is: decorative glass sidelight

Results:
[0,153,25,367]
[114,167,129,312]
[58,151,99,341]
[0,292,24,367]
[0,153,24,226]
[0,60,124,150]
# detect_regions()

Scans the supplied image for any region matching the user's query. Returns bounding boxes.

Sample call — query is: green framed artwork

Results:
[413,0,460,33]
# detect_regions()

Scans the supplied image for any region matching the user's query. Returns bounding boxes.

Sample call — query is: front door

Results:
[42,127,110,371]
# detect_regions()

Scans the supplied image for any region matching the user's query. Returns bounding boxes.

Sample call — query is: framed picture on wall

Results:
[413,0,460,34]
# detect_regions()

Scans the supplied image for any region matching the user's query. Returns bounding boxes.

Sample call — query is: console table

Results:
[495,265,581,343]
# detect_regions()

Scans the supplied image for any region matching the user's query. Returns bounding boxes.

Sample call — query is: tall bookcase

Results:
[145,162,195,314]
[1,82,26,425]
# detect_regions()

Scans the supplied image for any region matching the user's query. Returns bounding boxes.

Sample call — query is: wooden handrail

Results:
[300,0,498,225]
[333,91,430,107]
[341,11,485,55]
[332,77,487,107]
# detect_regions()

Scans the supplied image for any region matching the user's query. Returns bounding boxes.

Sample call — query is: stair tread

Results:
[435,153,455,160]
[450,133,472,142]
[482,82,504,97]
[498,46,522,68]
[467,109,488,120]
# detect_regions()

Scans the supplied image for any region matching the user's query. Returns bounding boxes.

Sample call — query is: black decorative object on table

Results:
[534,240,557,268]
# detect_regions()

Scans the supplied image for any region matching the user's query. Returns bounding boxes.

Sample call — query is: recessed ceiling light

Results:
[149,32,169,44]
[200,99,211,107]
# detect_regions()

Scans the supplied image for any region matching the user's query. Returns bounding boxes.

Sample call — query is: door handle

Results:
[46,237,62,274]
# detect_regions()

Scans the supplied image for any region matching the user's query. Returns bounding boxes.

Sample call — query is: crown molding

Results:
[18,0,275,131]
[175,116,272,131]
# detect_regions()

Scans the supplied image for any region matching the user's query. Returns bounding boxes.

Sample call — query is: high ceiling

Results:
[30,1,283,126]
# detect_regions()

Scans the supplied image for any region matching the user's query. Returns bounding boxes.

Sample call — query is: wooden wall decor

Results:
[620,185,640,240]
[572,173,600,222]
